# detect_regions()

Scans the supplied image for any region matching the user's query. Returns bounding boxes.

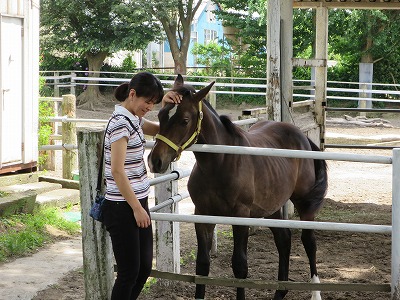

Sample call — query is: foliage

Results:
[214,0,267,77]
[191,41,232,76]
[40,0,161,57]
[0,208,80,262]
[40,51,88,72]
[140,0,204,74]
[328,9,400,84]
[40,0,162,108]
[38,77,56,166]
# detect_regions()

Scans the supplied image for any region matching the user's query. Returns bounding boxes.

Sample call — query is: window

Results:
[204,29,217,44]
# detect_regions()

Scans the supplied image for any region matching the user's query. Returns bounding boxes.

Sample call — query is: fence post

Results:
[61,94,78,179]
[359,63,373,117]
[392,148,400,299]
[208,78,217,109]
[71,72,76,95]
[77,128,114,300]
[54,71,60,98]
[154,162,180,283]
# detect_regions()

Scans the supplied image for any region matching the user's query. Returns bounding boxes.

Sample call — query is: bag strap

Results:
[96,114,142,193]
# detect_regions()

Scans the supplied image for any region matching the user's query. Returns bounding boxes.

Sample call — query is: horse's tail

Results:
[303,138,328,213]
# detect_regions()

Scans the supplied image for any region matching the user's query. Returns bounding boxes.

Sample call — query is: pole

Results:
[392,148,400,299]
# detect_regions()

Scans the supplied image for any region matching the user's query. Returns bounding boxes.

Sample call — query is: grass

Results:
[180,249,197,265]
[0,207,81,263]
[142,277,157,294]
[0,191,10,198]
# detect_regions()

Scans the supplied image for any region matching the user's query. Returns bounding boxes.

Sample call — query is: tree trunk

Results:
[77,51,108,110]
[173,55,187,75]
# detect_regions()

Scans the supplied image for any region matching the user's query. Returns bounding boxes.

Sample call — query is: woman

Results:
[102,72,181,300]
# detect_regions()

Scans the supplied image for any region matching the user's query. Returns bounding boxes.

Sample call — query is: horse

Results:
[148,75,328,300]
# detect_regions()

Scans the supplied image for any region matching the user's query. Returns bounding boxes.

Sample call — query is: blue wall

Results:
[163,3,223,67]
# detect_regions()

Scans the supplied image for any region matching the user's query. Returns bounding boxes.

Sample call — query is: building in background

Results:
[145,0,224,69]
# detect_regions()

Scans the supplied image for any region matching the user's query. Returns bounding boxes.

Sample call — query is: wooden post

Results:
[280,1,295,218]
[267,0,281,121]
[280,1,294,125]
[314,6,328,150]
[154,163,180,283]
[77,128,114,300]
[62,94,78,179]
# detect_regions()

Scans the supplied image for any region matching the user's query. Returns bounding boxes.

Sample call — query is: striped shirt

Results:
[104,105,150,201]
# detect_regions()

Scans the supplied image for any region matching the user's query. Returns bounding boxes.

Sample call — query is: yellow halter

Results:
[155,101,203,161]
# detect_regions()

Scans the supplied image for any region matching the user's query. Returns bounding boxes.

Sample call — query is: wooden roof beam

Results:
[293,0,400,9]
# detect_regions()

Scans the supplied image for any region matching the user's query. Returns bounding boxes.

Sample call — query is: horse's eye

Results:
[181,118,189,126]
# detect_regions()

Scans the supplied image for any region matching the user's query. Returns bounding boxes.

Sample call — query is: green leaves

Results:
[40,0,162,57]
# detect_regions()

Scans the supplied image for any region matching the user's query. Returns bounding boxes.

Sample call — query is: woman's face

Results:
[128,89,155,117]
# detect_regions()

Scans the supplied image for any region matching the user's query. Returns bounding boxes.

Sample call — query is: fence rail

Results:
[41,71,400,105]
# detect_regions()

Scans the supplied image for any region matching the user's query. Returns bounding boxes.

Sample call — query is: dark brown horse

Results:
[148,75,328,300]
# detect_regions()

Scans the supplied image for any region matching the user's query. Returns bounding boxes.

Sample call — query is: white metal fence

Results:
[41,71,400,105]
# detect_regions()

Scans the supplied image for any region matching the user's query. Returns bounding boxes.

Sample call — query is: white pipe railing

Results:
[41,72,400,103]
[150,213,392,234]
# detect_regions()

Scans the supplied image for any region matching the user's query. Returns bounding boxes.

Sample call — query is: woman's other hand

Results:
[133,206,151,228]
[162,91,182,106]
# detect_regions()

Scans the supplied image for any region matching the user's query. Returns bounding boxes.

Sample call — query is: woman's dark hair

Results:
[114,71,164,104]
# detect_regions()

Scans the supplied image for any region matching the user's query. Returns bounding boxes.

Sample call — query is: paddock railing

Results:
[77,125,399,299]
[151,145,399,297]
[41,71,400,108]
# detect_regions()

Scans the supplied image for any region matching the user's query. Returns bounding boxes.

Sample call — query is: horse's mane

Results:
[173,84,244,137]
[202,100,244,137]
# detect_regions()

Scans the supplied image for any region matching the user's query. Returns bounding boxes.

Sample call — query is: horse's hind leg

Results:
[232,225,250,300]
[299,213,322,300]
[270,226,292,300]
[194,222,216,299]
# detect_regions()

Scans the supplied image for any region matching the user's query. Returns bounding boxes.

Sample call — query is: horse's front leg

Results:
[232,225,250,300]
[194,222,216,299]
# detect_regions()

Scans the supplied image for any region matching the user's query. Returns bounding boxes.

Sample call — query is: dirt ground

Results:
[33,101,399,300]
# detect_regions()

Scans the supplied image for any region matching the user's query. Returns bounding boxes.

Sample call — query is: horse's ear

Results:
[174,74,184,89]
[193,81,215,102]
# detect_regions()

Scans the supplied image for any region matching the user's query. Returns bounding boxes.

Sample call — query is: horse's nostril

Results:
[149,157,162,173]
[155,159,162,173]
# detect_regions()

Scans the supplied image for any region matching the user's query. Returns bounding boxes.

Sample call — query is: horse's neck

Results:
[193,104,234,168]
[197,103,228,145]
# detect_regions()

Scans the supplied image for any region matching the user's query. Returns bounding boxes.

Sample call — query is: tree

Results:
[141,0,203,75]
[40,0,162,110]
[329,9,400,85]
[213,1,315,77]
[191,41,232,76]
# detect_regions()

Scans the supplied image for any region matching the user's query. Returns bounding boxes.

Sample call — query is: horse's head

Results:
[148,74,215,173]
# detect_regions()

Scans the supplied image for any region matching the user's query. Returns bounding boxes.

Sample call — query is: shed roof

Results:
[293,0,400,9]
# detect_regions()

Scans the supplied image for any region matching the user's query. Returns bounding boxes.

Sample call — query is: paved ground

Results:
[0,238,82,300]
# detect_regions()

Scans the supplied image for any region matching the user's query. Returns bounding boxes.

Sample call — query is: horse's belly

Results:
[251,196,287,218]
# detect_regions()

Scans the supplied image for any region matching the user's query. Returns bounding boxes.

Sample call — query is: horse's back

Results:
[248,120,312,151]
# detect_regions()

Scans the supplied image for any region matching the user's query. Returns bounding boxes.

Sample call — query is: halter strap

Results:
[155,101,203,161]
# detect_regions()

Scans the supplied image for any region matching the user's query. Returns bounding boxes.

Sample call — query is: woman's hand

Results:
[133,206,151,228]
[162,91,182,106]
